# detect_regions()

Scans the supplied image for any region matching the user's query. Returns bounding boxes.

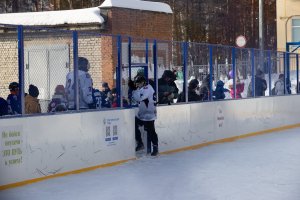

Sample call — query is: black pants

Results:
[135,117,158,146]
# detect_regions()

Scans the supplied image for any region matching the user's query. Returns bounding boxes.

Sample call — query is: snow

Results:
[0,7,104,26]
[99,0,173,14]
[1,128,300,200]
[0,0,172,26]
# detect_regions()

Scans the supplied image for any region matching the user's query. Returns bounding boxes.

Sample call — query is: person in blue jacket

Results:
[0,97,8,116]
[7,82,21,114]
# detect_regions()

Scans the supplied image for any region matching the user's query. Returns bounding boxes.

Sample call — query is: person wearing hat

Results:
[128,75,159,156]
[177,79,202,102]
[247,69,267,97]
[25,84,41,114]
[48,85,67,112]
[65,57,94,109]
[213,80,229,100]
[198,74,213,101]
[101,82,112,108]
[227,70,244,99]
[7,82,21,114]
[158,70,179,105]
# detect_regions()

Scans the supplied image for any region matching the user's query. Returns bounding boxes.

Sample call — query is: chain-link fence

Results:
[0,24,299,118]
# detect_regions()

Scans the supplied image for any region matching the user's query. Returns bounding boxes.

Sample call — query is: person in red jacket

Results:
[228,70,244,99]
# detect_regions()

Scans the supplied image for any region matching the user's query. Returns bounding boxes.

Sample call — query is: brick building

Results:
[0,0,173,107]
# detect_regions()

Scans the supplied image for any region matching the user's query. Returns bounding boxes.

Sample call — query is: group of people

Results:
[0,82,41,116]
[0,57,120,116]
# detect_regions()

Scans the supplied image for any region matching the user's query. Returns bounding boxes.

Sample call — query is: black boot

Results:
[151,145,159,156]
[135,143,144,151]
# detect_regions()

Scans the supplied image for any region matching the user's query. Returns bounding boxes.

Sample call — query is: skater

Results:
[128,75,159,156]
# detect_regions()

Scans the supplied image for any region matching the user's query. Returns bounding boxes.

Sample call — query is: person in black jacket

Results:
[0,97,8,116]
[247,69,267,97]
[177,79,201,102]
[199,74,213,101]
[158,70,179,105]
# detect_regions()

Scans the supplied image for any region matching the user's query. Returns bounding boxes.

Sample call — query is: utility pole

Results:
[259,0,264,70]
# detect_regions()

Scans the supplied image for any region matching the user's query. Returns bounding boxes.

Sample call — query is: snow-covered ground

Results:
[1,127,300,200]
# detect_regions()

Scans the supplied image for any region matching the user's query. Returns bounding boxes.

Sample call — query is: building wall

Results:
[101,7,173,87]
[0,35,18,98]
[277,0,300,52]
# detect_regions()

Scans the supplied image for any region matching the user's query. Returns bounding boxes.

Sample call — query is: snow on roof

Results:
[99,0,173,14]
[0,7,104,26]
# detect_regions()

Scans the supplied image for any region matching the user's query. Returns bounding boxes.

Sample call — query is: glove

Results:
[128,80,137,90]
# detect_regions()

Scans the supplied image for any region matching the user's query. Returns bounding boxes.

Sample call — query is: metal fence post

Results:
[297,54,299,94]
[128,37,132,80]
[251,48,255,97]
[17,25,25,115]
[117,35,122,107]
[183,42,188,102]
[153,40,158,98]
[284,52,287,94]
[209,45,213,101]
[268,51,272,96]
[72,31,79,111]
[232,47,236,99]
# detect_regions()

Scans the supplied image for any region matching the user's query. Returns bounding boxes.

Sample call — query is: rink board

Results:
[157,95,300,153]
[0,109,135,188]
[1,95,300,189]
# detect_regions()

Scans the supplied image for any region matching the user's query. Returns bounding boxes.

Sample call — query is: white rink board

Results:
[0,109,135,186]
[156,95,300,152]
[1,95,300,187]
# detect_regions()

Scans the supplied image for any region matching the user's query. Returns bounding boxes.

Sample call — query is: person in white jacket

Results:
[128,75,159,156]
[274,74,285,95]
[65,57,94,110]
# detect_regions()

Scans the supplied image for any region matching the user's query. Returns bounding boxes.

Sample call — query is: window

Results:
[292,19,300,42]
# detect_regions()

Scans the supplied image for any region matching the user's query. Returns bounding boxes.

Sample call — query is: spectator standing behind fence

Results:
[128,75,159,156]
[227,70,244,99]
[177,79,202,102]
[0,97,8,116]
[247,69,267,97]
[158,70,179,105]
[48,85,67,112]
[7,82,21,115]
[199,74,213,101]
[25,84,41,114]
[213,80,229,100]
[101,82,112,108]
[65,57,94,110]
[111,88,129,108]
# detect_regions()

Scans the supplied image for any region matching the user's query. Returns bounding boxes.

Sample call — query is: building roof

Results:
[99,0,172,14]
[0,7,104,26]
[0,0,172,26]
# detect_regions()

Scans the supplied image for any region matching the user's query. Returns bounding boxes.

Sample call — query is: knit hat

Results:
[55,85,65,95]
[28,84,39,98]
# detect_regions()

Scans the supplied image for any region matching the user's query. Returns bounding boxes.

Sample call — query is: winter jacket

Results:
[0,97,8,116]
[7,93,21,114]
[132,84,157,121]
[25,95,41,114]
[274,79,284,95]
[158,78,179,105]
[247,76,267,97]
[65,70,93,109]
[228,79,244,99]
[177,90,202,103]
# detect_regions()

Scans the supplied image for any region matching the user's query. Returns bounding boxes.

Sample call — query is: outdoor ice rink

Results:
[1,127,300,200]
